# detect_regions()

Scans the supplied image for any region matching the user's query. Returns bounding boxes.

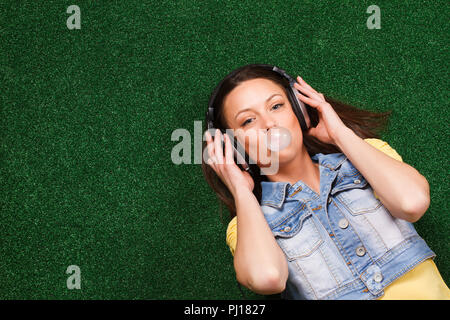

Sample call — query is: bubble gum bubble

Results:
[265,127,291,152]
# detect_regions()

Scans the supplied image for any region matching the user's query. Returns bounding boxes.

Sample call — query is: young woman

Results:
[201,64,449,300]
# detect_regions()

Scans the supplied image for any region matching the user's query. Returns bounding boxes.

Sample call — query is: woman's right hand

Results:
[205,129,255,196]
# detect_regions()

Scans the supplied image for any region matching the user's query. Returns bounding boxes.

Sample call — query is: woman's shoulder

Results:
[226,216,238,256]
[226,216,237,235]
[363,138,403,162]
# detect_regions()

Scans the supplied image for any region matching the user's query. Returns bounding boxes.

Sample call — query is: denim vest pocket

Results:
[274,211,323,261]
[331,173,382,215]
[275,210,342,299]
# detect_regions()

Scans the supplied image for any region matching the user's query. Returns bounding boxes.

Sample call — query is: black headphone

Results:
[205,64,312,175]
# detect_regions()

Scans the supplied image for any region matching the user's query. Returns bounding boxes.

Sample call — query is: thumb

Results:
[306,126,316,137]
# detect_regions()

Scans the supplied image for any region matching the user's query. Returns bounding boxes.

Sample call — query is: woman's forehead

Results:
[223,79,286,121]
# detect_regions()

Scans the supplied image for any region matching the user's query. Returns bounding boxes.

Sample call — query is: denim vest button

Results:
[374,272,383,283]
[356,246,366,256]
[338,218,349,229]
[283,226,291,232]
[354,179,361,184]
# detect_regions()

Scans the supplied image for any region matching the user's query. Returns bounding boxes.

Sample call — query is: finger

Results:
[293,81,318,98]
[205,130,216,160]
[296,92,319,107]
[306,126,316,137]
[223,133,234,165]
[296,76,319,95]
[205,132,222,172]
[206,157,218,172]
[213,129,224,164]
[204,130,212,141]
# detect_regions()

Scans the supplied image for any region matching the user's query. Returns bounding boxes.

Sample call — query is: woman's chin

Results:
[255,150,293,168]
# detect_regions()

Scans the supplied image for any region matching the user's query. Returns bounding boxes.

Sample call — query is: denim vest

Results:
[260,152,435,300]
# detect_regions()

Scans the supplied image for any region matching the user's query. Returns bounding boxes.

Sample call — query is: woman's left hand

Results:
[293,76,348,146]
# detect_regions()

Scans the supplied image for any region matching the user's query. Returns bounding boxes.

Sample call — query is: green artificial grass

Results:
[0,0,448,299]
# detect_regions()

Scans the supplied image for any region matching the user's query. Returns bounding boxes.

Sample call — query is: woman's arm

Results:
[232,186,288,295]
[204,130,288,294]
[334,127,430,222]
[292,76,429,223]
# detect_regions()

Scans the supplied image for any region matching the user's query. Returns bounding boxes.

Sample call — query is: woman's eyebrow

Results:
[234,93,282,120]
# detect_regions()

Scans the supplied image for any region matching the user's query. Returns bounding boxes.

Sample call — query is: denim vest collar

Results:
[260,152,348,208]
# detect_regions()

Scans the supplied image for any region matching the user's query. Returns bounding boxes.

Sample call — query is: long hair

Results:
[201,64,391,221]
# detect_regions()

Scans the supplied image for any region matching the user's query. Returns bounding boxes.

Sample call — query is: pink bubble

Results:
[265,127,292,152]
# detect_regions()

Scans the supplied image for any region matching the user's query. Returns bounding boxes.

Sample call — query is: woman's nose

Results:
[263,116,278,131]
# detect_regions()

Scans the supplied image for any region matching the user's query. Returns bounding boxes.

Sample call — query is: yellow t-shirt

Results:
[226,138,450,300]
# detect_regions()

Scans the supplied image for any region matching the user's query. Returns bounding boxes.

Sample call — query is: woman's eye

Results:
[242,118,253,127]
[272,103,284,110]
[241,104,284,126]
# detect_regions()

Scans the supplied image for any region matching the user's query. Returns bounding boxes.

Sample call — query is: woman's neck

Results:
[265,148,321,195]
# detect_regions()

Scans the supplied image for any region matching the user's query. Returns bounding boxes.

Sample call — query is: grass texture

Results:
[0,0,448,299]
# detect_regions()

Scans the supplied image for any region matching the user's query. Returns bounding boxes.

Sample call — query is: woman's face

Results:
[222,78,304,168]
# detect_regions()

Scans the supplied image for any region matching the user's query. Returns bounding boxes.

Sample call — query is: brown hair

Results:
[201,64,392,221]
